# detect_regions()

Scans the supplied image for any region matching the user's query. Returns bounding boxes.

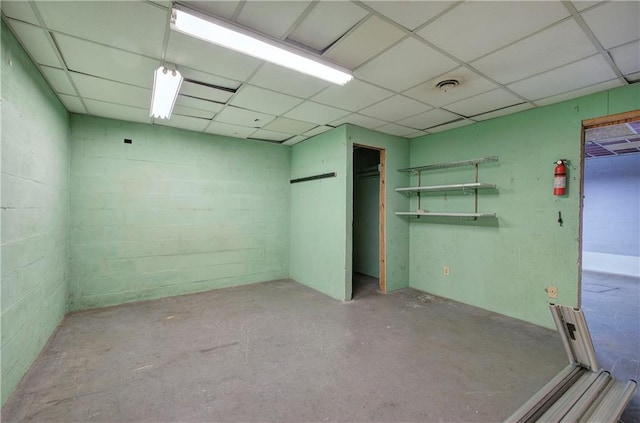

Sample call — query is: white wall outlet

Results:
[443,266,450,276]
[546,286,558,299]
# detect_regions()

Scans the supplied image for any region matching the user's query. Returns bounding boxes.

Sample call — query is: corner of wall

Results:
[1,20,71,405]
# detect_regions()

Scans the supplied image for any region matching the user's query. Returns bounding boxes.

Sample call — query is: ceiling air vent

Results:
[435,78,461,92]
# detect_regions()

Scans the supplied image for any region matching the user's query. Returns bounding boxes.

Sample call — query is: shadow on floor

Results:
[351,272,380,299]
[582,270,640,423]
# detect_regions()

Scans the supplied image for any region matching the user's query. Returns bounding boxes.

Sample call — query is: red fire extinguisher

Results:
[554,160,567,196]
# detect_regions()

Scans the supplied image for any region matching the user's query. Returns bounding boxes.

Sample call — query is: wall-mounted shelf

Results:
[395,182,496,193]
[395,156,498,219]
[398,156,498,173]
[395,211,496,218]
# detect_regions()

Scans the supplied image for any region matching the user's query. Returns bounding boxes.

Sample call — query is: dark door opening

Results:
[352,145,384,299]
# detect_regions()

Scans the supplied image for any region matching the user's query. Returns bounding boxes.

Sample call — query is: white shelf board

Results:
[398,156,498,172]
[395,211,496,218]
[395,182,496,193]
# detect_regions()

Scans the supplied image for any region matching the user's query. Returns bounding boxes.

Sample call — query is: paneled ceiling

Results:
[2,1,639,145]
[585,120,640,157]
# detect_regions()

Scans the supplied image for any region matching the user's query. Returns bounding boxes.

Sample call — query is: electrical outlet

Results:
[443,266,450,276]
[546,286,558,299]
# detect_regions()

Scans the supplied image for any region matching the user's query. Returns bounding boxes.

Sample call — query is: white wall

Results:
[582,154,640,277]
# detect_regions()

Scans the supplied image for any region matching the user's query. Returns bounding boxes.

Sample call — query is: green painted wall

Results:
[289,127,348,300]
[69,115,290,310]
[289,125,410,300]
[409,83,640,328]
[1,22,70,405]
[347,126,410,294]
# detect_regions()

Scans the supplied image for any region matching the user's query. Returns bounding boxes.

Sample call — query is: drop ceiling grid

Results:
[0,0,635,144]
[235,1,312,41]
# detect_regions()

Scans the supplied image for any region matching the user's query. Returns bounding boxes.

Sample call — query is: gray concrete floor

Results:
[582,271,640,423]
[3,277,589,422]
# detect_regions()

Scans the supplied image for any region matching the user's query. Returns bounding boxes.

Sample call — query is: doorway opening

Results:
[580,110,640,419]
[352,144,386,299]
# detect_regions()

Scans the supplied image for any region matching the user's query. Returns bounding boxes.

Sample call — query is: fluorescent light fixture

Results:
[170,8,353,86]
[150,66,183,119]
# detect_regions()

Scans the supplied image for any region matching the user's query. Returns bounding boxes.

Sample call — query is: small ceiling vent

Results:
[435,78,462,92]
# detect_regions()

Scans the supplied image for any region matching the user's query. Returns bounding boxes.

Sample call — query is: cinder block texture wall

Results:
[1,22,70,405]
[69,115,291,311]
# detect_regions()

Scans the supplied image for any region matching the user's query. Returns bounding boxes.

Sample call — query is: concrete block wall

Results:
[68,115,291,311]
[1,23,70,404]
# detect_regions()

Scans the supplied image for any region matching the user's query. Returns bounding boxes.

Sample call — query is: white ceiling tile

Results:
[156,114,209,132]
[70,72,151,109]
[534,79,624,106]
[355,37,458,91]
[359,95,432,121]
[214,106,275,128]
[180,81,234,104]
[363,1,456,31]
[426,119,475,134]
[284,101,350,125]
[249,63,330,98]
[397,109,462,130]
[507,54,618,101]
[263,117,317,134]
[175,95,224,115]
[282,135,309,146]
[2,1,39,24]
[444,88,524,117]
[249,129,291,142]
[610,40,640,77]
[172,105,214,120]
[166,31,261,82]
[330,113,387,129]
[230,86,304,115]
[6,20,62,68]
[582,1,640,49]
[36,1,167,57]
[204,121,256,139]
[54,34,158,89]
[324,16,405,69]
[418,2,569,62]
[472,103,535,122]
[183,1,240,21]
[403,67,497,107]
[571,1,603,12]
[608,140,640,150]
[624,72,640,83]
[472,19,598,84]
[304,125,333,137]
[311,79,394,112]
[375,123,417,137]
[179,67,241,91]
[40,66,75,95]
[84,99,149,124]
[58,94,86,114]
[287,1,368,51]
[237,1,312,40]
[407,131,429,139]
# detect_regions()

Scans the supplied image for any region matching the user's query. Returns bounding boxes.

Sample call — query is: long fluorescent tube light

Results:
[170,8,353,86]
[150,66,183,119]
